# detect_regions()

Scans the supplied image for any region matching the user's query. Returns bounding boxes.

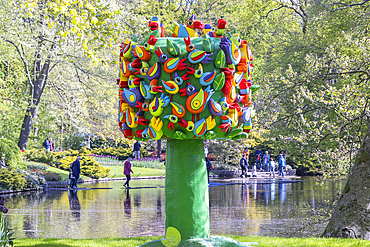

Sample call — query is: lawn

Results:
[14,236,370,247]
[106,165,165,178]
[26,161,165,180]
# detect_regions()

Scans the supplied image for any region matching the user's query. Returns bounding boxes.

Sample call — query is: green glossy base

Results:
[141,236,258,247]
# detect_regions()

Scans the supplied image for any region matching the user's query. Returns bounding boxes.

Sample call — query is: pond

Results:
[3,176,345,239]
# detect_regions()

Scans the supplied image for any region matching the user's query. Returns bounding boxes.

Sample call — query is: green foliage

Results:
[27,163,47,171]
[0,138,24,169]
[0,169,25,191]
[0,212,14,247]
[91,147,133,159]
[22,149,61,165]
[19,170,46,189]
[58,156,110,179]
[40,172,62,182]
[78,147,90,156]
[63,134,88,151]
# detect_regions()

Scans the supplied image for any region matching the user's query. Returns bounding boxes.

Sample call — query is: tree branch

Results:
[331,0,370,11]
[1,37,33,88]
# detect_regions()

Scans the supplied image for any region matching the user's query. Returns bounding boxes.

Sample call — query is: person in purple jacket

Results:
[123,157,134,187]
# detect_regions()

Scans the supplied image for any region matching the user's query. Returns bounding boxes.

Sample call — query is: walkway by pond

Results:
[3,177,345,239]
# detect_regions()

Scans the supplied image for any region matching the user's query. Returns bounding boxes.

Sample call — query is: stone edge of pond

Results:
[0,187,42,195]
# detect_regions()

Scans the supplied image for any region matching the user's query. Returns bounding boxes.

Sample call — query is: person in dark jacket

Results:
[42,138,50,152]
[278,153,286,176]
[205,156,212,183]
[70,157,81,189]
[255,148,263,170]
[133,141,141,159]
[240,154,248,178]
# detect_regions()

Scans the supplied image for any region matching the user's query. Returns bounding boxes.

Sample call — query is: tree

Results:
[0,0,137,149]
[249,0,370,238]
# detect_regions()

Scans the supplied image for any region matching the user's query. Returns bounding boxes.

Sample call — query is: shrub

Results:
[78,147,90,156]
[0,138,25,169]
[23,149,61,165]
[58,156,110,179]
[27,163,47,171]
[0,169,26,191]
[41,171,62,181]
[19,170,46,188]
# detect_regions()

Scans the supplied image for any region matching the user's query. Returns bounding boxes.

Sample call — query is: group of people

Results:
[240,147,287,178]
[42,138,55,152]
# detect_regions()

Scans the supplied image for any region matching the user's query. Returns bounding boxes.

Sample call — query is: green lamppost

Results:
[117,16,258,246]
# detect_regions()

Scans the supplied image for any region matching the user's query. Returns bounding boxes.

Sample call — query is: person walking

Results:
[251,163,257,177]
[133,141,141,159]
[269,158,276,178]
[255,148,263,170]
[239,154,248,178]
[42,138,50,152]
[278,153,286,176]
[205,156,212,183]
[70,156,81,189]
[123,157,134,187]
[263,151,270,172]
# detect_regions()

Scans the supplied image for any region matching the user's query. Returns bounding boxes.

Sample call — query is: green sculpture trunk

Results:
[165,139,210,240]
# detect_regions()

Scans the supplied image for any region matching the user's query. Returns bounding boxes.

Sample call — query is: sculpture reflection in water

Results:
[68,190,81,220]
[124,190,131,216]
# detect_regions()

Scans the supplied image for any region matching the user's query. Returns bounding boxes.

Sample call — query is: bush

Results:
[27,163,47,171]
[23,149,61,165]
[19,170,46,188]
[0,168,26,190]
[58,156,110,179]
[91,146,132,159]
[0,138,25,169]
[40,171,62,181]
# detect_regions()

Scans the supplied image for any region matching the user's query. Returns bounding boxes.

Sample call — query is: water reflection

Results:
[3,177,344,239]
[124,190,131,216]
[68,190,81,220]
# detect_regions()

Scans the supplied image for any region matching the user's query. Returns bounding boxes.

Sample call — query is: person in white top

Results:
[251,163,257,178]
[269,158,276,178]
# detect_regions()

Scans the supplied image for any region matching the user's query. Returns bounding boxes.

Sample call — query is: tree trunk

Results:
[323,119,370,239]
[17,58,50,150]
[165,139,210,241]
[18,106,39,150]
[142,139,247,246]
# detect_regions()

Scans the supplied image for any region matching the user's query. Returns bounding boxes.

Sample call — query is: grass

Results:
[14,236,370,247]
[27,161,165,179]
[106,166,165,178]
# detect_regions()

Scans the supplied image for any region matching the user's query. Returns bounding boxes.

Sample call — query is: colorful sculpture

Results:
[117,16,259,247]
